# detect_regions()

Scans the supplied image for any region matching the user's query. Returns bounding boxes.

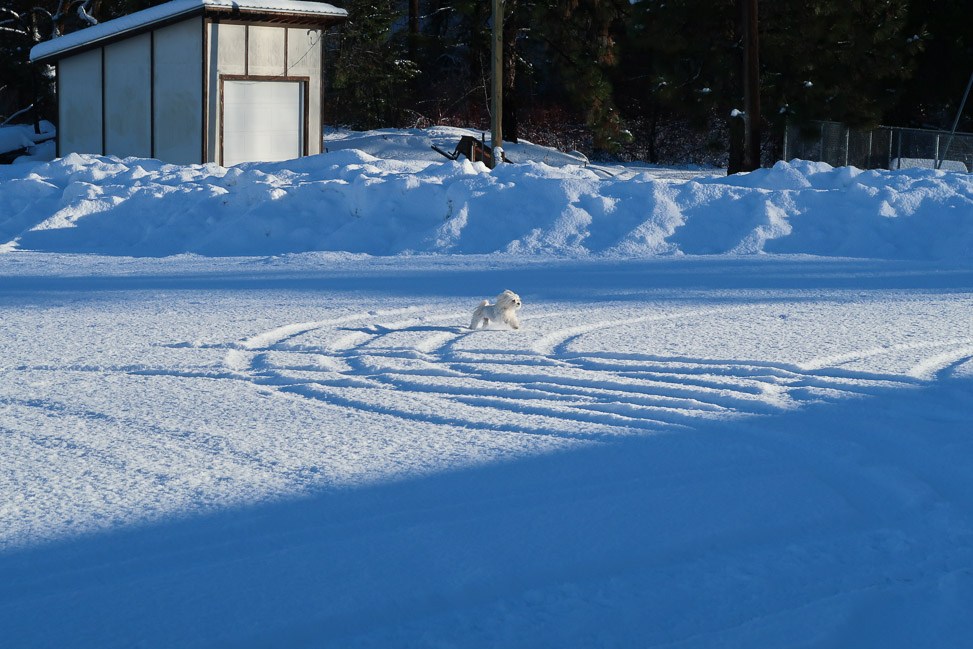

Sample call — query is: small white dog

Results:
[470,290,522,330]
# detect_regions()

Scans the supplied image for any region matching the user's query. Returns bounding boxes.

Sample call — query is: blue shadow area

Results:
[2,255,973,301]
[2,376,972,648]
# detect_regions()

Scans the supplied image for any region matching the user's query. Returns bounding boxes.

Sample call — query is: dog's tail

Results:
[479,300,489,306]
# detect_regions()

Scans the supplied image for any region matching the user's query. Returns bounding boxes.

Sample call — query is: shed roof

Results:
[30,0,347,63]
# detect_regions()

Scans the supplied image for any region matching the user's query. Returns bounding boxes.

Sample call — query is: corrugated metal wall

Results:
[57,18,203,163]
[154,19,203,165]
[58,49,103,156]
[104,33,151,157]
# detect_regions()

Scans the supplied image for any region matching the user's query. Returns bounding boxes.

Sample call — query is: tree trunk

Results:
[741,0,761,170]
[408,0,419,62]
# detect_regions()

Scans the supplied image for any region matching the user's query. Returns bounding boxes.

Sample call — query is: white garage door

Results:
[222,80,304,166]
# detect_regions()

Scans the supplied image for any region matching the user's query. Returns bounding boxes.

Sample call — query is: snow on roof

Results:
[30,0,347,62]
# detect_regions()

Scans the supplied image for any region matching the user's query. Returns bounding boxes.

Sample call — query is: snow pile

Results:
[0,125,34,155]
[325,125,593,167]
[0,121,55,159]
[1,132,971,259]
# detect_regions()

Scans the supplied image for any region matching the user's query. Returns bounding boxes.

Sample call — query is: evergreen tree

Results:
[330,0,419,129]
[617,0,919,162]
[1,0,92,121]
[617,0,738,161]
[761,0,918,129]
[891,0,973,130]
[537,0,632,152]
[621,0,738,123]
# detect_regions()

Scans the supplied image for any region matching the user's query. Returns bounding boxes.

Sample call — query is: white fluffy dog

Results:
[470,290,522,330]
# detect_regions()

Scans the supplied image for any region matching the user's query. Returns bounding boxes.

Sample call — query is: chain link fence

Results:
[784,120,973,172]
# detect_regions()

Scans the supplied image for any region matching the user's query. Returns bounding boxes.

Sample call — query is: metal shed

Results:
[30,0,347,166]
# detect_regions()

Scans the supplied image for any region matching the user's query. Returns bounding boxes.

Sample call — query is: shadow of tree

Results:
[3,376,972,648]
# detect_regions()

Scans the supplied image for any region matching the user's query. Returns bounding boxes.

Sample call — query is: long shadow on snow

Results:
[3,257,973,300]
[2,376,972,649]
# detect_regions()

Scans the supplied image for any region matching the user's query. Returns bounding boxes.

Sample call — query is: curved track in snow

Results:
[223,305,971,442]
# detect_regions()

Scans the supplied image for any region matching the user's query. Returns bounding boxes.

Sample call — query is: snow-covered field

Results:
[2,128,973,647]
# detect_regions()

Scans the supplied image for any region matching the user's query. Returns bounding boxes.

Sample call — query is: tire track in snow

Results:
[532,306,751,357]
[216,306,936,439]
[908,346,973,380]
[236,307,423,351]
[800,338,973,374]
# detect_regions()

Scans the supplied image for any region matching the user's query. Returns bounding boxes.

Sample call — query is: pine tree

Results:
[891,0,973,130]
[330,0,419,128]
[617,0,920,162]
[536,0,632,152]
[761,0,918,129]
[617,0,738,161]
[621,0,738,123]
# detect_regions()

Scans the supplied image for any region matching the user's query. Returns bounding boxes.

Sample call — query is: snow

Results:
[30,0,346,62]
[0,120,55,157]
[1,129,973,647]
[1,126,971,259]
[0,125,34,155]
[892,157,970,173]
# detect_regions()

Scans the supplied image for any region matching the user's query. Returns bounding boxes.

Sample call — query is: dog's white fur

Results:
[470,290,522,330]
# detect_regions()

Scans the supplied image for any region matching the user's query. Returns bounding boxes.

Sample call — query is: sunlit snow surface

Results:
[2,130,973,647]
[3,126,971,259]
[2,253,973,648]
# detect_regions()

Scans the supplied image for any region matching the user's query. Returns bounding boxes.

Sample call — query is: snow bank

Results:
[1,141,971,258]
[0,121,55,158]
[325,125,592,167]
[0,126,34,156]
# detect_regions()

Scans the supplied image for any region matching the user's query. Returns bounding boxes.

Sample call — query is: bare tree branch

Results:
[77,4,98,26]
[0,25,27,37]
[2,103,35,126]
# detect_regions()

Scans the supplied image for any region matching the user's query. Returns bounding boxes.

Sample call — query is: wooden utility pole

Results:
[490,0,504,167]
[742,0,761,171]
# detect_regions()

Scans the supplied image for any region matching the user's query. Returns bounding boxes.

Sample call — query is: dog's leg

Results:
[471,314,490,330]
[470,301,491,330]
